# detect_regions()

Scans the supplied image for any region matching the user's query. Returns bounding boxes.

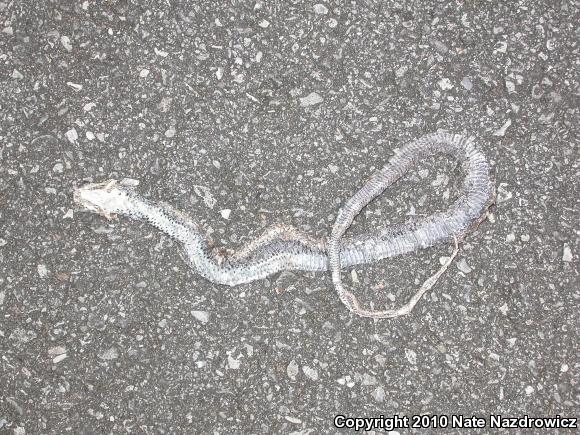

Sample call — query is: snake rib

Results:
[73,132,494,318]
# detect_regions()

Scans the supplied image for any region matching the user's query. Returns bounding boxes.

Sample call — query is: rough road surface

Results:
[1,1,578,433]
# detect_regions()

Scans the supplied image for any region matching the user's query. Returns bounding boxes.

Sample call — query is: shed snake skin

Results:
[74,132,494,318]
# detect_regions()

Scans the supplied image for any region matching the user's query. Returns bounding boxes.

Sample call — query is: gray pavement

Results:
[1,0,578,433]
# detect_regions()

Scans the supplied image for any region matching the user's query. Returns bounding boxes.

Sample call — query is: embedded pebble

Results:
[302,365,319,381]
[405,349,417,365]
[227,355,241,369]
[299,92,323,107]
[438,78,454,90]
[505,80,516,93]
[65,128,78,143]
[48,346,66,356]
[313,4,329,14]
[154,47,168,57]
[66,82,82,91]
[461,77,473,90]
[497,183,513,203]
[12,69,23,79]
[165,125,176,138]
[372,386,386,402]
[53,354,68,364]
[191,310,210,324]
[287,360,299,380]
[562,245,573,262]
[37,264,48,278]
[60,35,73,51]
[139,68,150,78]
[220,209,231,219]
[361,373,377,386]
[457,258,472,274]
[493,119,512,136]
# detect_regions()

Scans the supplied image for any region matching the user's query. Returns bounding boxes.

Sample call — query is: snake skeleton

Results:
[74,132,494,318]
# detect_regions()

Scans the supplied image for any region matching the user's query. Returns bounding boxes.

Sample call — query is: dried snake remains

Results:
[74,132,495,319]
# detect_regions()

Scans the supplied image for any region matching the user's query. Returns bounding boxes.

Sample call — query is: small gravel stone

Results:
[53,354,68,364]
[562,245,573,262]
[165,125,176,138]
[65,128,78,143]
[48,346,66,356]
[461,77,473,90]
[287,360,299,380]
[60,35,73,51]
[313,4,329,14]
[299,92,323,107]
[405,349,417,365]
[438,78,454,90]
[227,355,241,369]
[302,365,319,381]
[191,310,210,324]
[493,119,512,136]
[37,264,48,278]
[66,82,82,91]
[372,386,386,402]
[457,258,472,274]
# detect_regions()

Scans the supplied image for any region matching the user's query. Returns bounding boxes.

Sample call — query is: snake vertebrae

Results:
[74,132,494,318]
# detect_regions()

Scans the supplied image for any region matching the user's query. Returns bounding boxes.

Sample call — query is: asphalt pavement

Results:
[1,1,578,433]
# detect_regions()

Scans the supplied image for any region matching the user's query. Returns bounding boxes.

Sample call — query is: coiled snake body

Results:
[74,132,494,318]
